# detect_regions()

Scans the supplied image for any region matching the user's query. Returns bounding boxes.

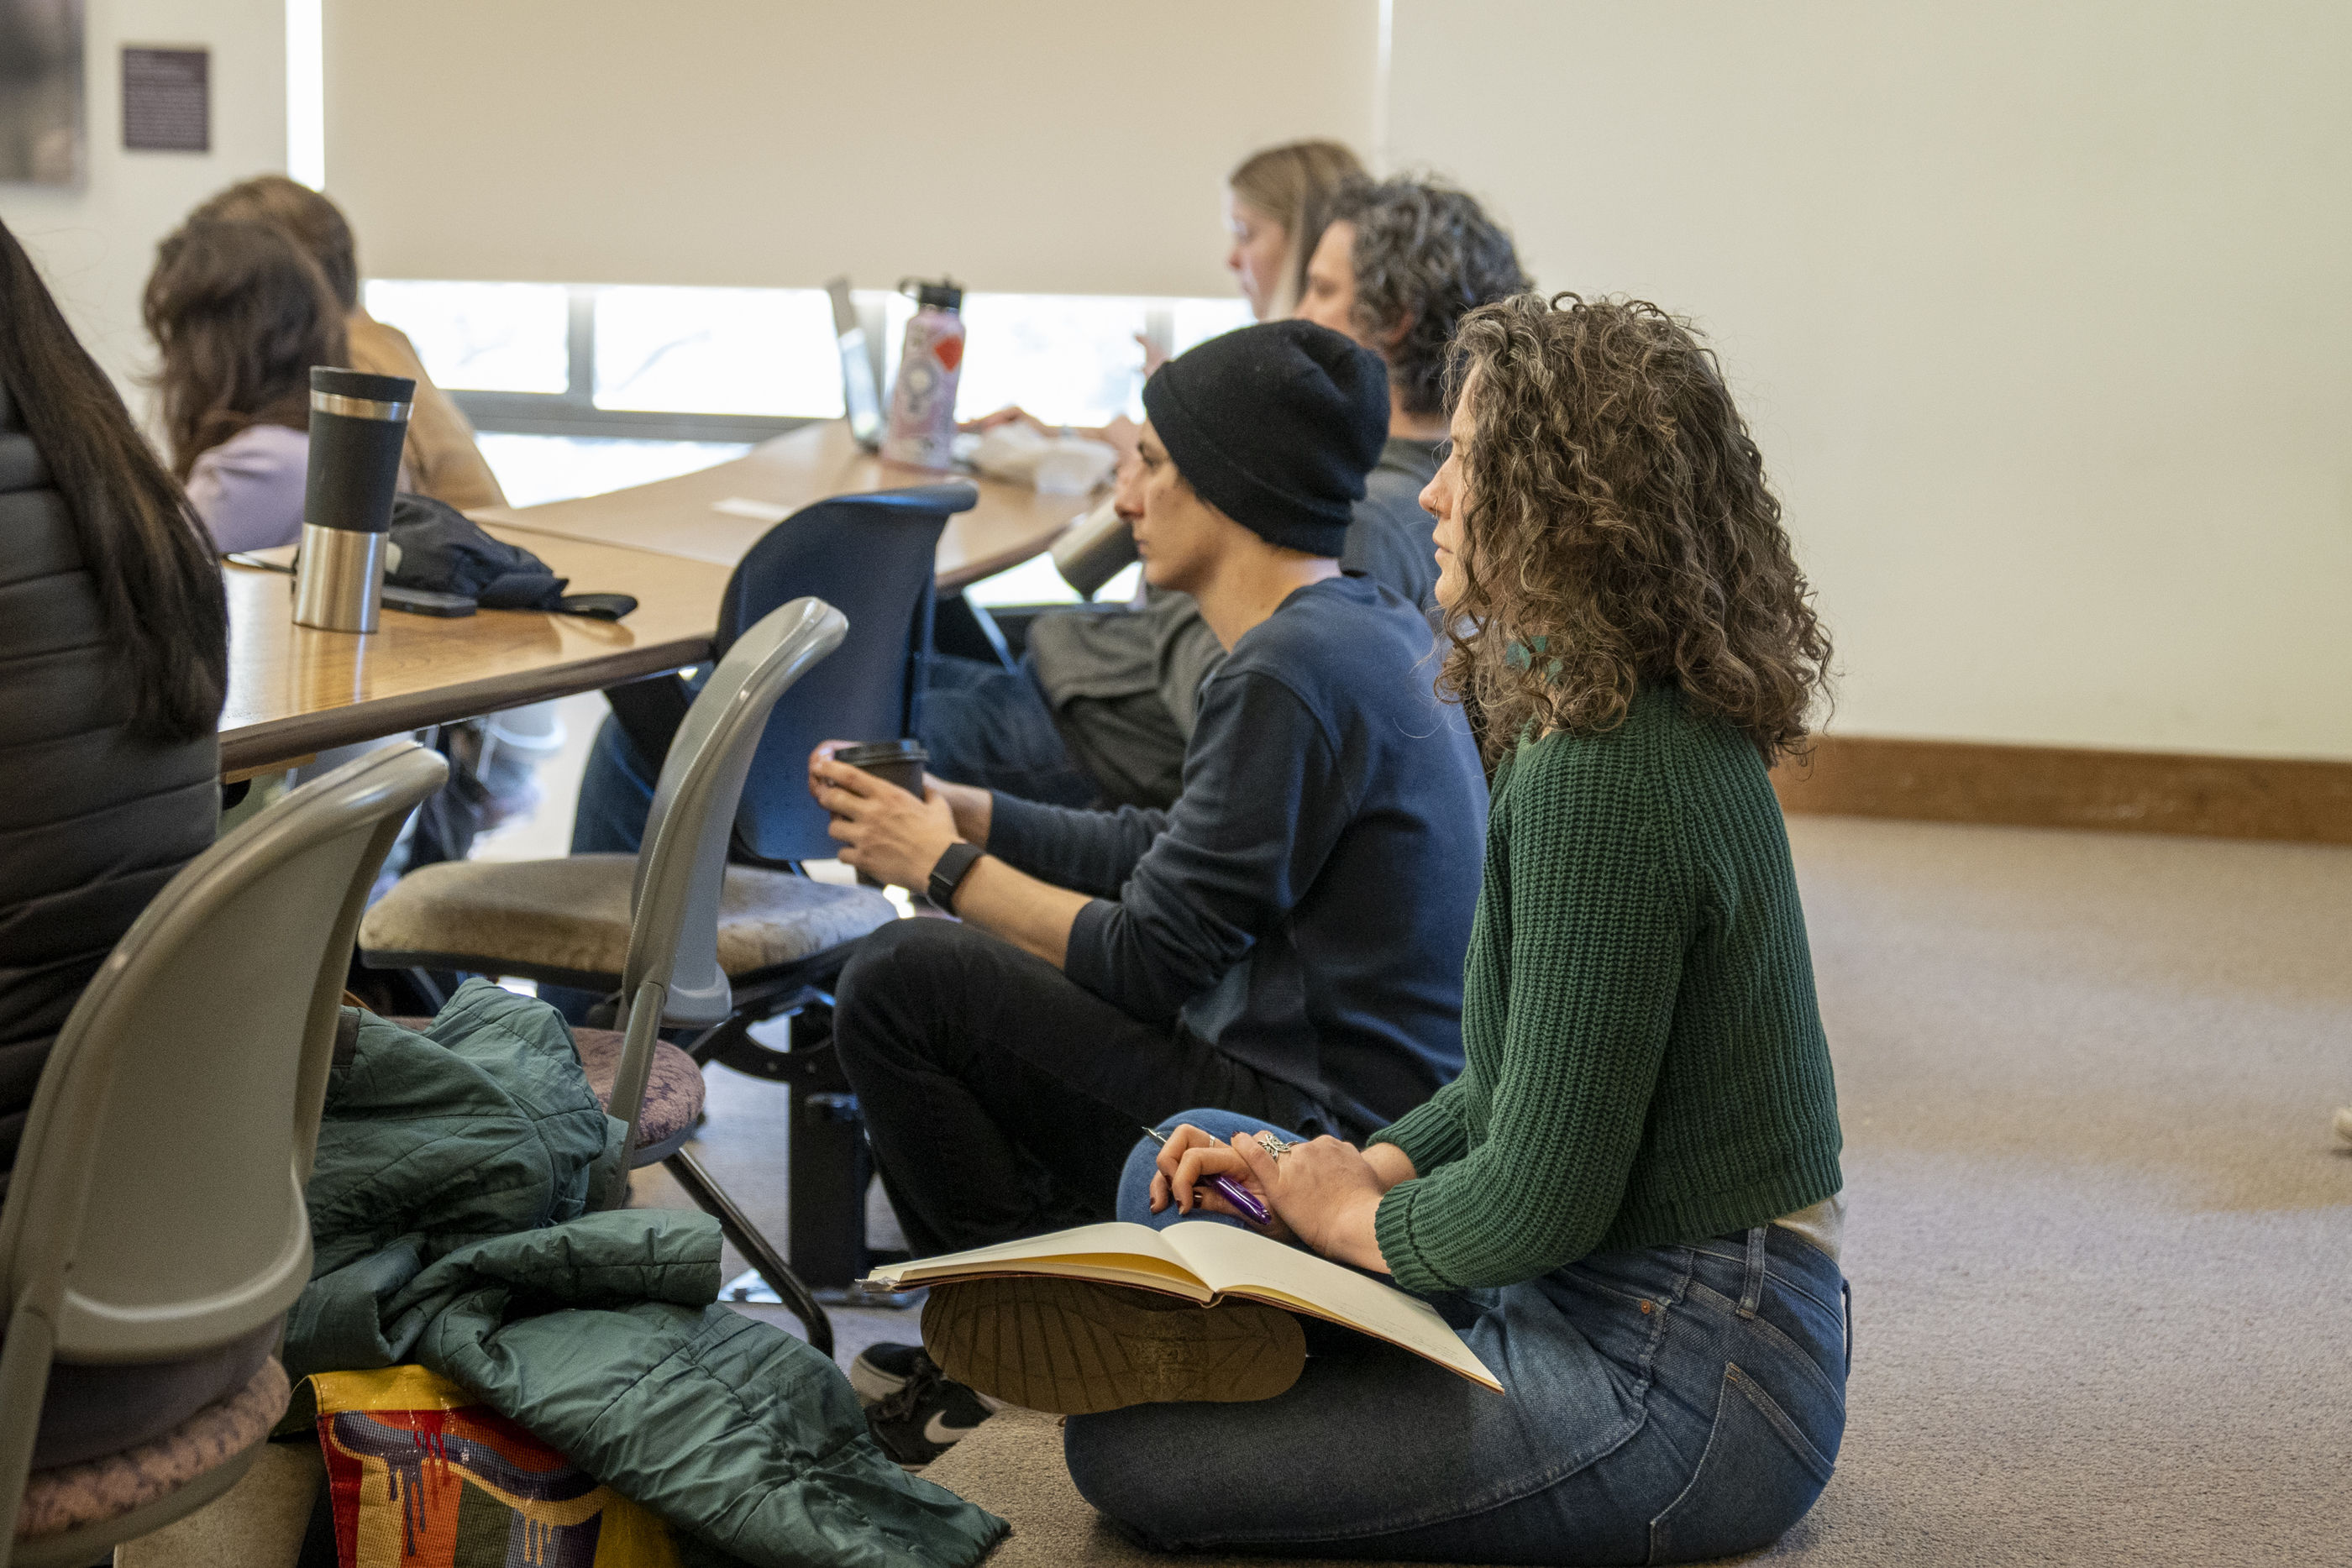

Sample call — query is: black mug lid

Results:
[312,366,417,401]
[311,365,416,425]
[833,739,929,768]
[900,278,963,312]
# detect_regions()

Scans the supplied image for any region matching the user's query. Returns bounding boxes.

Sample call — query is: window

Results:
[594,287,843,418]
[365,281,1250,597]
[365,280,1254,436]
[363,281,569,394]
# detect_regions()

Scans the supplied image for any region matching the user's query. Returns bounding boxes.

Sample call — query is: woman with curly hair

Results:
[1047,293,1848,1564]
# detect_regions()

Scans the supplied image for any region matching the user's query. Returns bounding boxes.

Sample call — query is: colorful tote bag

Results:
[309,1366,681,1568]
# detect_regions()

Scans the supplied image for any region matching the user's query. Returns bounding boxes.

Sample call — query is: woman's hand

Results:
[1149,1125,1294,1243]
[806,743,961,890]
[1152,1125,1410,1273]
[958,405,1046,436]
[1231,1134,1393,1272]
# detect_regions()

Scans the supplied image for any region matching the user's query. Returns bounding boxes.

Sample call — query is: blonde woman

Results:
[1219,138,1367,329]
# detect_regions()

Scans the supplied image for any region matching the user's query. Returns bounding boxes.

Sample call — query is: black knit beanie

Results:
[1142,319,1389,558]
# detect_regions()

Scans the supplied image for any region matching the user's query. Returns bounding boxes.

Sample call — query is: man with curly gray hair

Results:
[1294,176,1531,611]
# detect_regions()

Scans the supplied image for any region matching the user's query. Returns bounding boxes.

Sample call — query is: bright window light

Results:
[474,434,750,509]
[364,281,570,393]
[596,287,843,417]
[285,0,323,188]
[865,292,1254,428]
[365,278,1257,426]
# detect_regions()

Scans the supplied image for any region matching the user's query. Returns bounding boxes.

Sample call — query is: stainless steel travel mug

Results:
[292,366,414,633]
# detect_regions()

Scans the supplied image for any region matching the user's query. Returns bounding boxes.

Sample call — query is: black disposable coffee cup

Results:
[833,738,929,798]
[832,739,929,887]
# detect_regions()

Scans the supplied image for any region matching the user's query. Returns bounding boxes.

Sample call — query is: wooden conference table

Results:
[218,420,1090,778]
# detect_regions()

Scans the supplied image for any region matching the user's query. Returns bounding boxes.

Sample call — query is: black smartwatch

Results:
[927,842,985,912]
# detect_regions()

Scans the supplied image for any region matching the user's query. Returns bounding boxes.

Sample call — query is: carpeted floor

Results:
[912,817,2352,1567]
[123,814,2350,1566]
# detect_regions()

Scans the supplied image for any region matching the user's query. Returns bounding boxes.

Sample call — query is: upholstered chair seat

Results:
[359,853,895,989]
[13,1359,289,1551]
[570,1025,706,1155]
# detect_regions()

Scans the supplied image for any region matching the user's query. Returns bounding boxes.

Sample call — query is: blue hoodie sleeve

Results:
[1061,669,1352,1024]
[984,794,1170,899]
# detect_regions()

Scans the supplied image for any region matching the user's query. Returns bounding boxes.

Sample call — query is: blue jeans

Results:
[570,712,661,857]
[919,653,1100,809]
[1065,1110,1850,1565]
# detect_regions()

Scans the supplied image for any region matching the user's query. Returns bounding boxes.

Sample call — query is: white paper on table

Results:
[711,496,792,523]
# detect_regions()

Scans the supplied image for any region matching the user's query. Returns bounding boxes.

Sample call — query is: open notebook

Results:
[864,1220,1503,1393]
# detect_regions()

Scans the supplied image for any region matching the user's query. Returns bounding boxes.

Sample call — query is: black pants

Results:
[833,919,1333,1257]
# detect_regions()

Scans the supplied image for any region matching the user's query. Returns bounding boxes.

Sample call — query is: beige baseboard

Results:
[1772,735,2352,845]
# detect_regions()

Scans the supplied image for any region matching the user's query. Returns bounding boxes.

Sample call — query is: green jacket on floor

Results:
[282,979,1005,1568]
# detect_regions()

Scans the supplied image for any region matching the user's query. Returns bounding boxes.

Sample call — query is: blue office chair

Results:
[588,482,974,863]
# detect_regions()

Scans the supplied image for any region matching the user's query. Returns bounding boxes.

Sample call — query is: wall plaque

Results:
[122,45,208,153]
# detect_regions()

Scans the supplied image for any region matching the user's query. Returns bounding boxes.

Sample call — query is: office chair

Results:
[0,743,446,1568]
[363,483,974,1300]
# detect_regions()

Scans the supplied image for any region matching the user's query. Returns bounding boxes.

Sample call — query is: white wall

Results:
[323,0,1377,298]
[1389,1,2352,760]
[0,0,287,405]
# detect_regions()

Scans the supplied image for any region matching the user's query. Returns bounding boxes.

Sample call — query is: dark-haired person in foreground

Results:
[1047,296,1848,1563]
[922,176,1530,810]
[810,321,1487,1465]
[0,215,261,1468]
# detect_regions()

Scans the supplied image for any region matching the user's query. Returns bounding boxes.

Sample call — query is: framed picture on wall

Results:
[0,0,84,186]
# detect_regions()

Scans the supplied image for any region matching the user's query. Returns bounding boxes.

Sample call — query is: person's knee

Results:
[833,918,984,1070]
[1156,1108,1272,1146]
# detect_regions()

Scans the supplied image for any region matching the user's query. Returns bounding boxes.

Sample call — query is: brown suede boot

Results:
[921,1276,1306,1415]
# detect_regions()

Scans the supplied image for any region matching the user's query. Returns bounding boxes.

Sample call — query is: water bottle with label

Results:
[882,278,965,469]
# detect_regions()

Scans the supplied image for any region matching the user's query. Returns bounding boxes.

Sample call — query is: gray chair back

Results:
[0,742,446,1545]
[606,598,846,1141]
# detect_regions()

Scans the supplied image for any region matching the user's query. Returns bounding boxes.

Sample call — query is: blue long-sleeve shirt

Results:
[985,575,1487,1132]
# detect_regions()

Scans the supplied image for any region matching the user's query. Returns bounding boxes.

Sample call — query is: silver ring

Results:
[1254,1131,1295,1162]
[311,390,413,422]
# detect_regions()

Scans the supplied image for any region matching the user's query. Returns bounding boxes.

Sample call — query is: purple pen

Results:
[1142,1125,1272,1226]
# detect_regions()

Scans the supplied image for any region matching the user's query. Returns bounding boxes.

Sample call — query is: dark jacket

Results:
[0,381,221,1196]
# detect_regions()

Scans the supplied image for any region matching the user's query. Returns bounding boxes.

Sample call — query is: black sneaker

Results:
[848,1340,927,1407]
[864,1350,996,1470]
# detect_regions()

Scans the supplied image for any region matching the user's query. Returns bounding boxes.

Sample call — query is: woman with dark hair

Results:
[189,174,507,511]
[0,213,252,1465]
[142,215,349,552]
[1046,294,1848,1564]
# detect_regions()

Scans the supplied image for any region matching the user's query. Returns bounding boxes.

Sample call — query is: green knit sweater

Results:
[1371,684,1843,1293]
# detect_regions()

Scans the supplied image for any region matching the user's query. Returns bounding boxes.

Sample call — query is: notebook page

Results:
[1160,1222,1503,1392]
[864,1221,1205,1297]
